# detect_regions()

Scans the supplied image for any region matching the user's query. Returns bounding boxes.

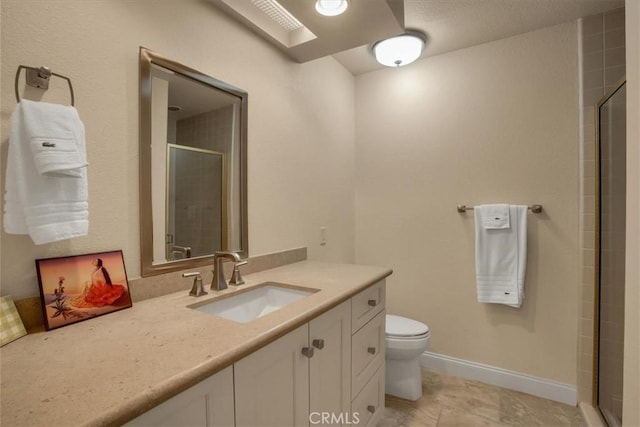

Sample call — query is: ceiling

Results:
[212,0,405,62]
[334,0,625,75]
[213,0,625,75]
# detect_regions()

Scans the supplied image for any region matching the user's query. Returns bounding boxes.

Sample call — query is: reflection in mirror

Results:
[166,144,225,260]
[139,48,247,277]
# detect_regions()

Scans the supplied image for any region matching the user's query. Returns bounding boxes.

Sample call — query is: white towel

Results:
[480,203,510,229]
[22,98,88,177]
[4,99,89,244]
[474,204,527,308]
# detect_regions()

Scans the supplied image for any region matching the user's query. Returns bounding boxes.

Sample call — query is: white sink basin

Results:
[189,282,317,323]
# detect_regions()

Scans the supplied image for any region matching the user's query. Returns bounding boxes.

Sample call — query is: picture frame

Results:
[35,250,133,331]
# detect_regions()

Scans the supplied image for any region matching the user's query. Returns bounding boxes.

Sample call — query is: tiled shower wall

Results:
[578,8,626,404]
[176,105,234,153]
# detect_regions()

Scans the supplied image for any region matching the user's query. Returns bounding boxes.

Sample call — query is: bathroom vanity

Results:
[0,261,390,427]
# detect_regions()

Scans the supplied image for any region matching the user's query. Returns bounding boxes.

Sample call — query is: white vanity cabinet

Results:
[235,300,352,427]
[234,281,386,427]
[125,365,234,427]
[125,280,386,427]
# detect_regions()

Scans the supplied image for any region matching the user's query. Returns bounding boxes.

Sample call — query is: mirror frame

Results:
[139,47,248,277]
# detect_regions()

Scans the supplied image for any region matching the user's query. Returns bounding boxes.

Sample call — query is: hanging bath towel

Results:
[4,99,88,244]
[474,204,527,308]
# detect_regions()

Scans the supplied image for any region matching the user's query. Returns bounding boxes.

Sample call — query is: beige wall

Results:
[623,1,640,425]
[355,22,580,384]
[0,0,356,299]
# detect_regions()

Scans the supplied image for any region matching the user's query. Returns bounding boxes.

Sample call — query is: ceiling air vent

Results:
[250,0,304,31]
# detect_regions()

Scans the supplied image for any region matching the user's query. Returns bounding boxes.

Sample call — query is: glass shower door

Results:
[166,144,226,260]
[596,80,626,427]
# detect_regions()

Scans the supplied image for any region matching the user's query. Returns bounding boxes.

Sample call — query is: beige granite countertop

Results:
[0,261,392,427]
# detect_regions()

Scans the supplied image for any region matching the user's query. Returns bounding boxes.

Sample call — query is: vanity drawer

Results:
[351,279,385,333]
[351,310,385,398]
[351,363,385,427]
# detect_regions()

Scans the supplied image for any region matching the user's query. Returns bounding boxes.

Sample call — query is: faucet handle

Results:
[183,272,207,297]
[230,261,248,286]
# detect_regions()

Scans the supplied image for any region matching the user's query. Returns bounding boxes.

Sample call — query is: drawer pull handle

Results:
[367,299,377,307]
[367,405,376,414]
[367,347,376,355]
[312,339,325,350]
[301,347,314,358]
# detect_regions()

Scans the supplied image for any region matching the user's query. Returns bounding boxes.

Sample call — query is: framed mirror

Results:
[139,47,248,277]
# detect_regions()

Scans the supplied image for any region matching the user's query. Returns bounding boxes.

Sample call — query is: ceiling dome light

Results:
[373,32,426,67]
[315,0,348,16]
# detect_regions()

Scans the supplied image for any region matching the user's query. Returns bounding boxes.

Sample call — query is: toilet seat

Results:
[386,314,429,339]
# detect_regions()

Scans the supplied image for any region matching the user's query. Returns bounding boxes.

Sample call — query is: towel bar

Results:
[14,65,75,106]
[457,204,543,213]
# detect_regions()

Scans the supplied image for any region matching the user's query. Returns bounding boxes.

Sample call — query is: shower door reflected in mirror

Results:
[595,80,626,427]
[166,144,225,260]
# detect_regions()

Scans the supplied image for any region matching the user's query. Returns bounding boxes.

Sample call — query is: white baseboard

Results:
[420,351,577,406]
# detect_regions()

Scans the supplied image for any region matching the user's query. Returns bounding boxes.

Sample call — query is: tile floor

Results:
[380,369,586,426]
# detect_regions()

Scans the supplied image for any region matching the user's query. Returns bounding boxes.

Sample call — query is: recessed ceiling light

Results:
[315,0,348,17]
[372,32,426,67]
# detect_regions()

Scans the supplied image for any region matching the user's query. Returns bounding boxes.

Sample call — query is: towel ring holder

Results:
[14,65,75,106]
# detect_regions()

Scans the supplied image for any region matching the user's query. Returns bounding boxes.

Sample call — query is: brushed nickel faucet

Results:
[211,251,241,291]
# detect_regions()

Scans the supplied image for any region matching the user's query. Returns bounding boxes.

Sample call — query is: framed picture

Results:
[35,250,132,331]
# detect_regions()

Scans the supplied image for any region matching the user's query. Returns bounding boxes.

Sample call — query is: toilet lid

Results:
[386,314,429,337]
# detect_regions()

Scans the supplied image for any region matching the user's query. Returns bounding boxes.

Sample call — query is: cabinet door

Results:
[309,300,351,426]
[125,365,234,427]
[234,325,309,427]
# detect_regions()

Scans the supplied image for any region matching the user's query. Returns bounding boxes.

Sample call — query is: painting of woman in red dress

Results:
[71,258,127,308]
[36,250,132,330]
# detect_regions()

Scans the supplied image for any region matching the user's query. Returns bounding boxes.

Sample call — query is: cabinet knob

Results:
[367,299,377,307]
[367,347,376,355]
[367,405,376,414]
[312,339,325,350]
[301,347,314,358]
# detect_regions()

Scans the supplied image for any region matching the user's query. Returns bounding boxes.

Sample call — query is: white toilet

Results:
[385,314,430,401]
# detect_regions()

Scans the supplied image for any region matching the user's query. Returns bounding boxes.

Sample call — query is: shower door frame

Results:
[592,76,626,426]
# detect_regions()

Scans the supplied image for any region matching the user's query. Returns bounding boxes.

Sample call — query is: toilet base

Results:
[385,358,423,401]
